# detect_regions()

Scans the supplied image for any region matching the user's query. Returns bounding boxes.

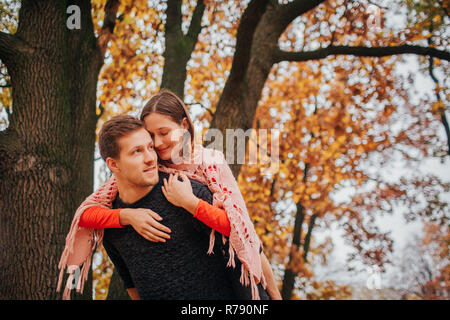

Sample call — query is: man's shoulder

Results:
[190,178,213,203]
[189,177,209,191]
[159,170,212,202]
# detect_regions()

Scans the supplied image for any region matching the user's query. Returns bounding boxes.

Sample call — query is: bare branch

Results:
[428,23,450,155]
[274,44,450,63]
[96,103,105,121]
[365,0,389,10]
[185,102,214,117]
[276,0,327,31]
[186,0,206,40]
[97,0,120,56]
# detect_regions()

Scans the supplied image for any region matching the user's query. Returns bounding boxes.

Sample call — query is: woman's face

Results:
[143,112,189,162]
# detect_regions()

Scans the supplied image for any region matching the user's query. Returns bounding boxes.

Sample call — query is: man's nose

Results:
[144,148,157,164]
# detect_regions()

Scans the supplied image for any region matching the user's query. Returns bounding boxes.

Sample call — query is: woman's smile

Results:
[157,146,170,154]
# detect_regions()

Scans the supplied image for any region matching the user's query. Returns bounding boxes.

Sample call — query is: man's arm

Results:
[102,239,136,293]
[260,251,282,300]
[126,288,140,300]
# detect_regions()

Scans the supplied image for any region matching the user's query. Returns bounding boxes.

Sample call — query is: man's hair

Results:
[99,115,145,161]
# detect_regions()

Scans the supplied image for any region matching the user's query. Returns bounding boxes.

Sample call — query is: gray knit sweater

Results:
[103,172,237,300]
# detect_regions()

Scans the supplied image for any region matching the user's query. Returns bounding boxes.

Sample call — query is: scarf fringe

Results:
[57,219,82,294]
[238,263,261,300]
[57,238,98,300]
[57,222,101,300]
[207,229,215,254]
[226,237,265,300]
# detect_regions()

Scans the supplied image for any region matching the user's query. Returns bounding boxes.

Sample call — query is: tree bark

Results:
[280,201,305,300]
[161,0,205,98]
[0,0,102,299]
[280,163,309,300]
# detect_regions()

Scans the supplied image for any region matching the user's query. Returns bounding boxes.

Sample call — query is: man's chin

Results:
[145,171,159,185]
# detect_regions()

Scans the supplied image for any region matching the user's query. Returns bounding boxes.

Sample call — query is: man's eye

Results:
[134,149,141,153]
[161,131,169,136]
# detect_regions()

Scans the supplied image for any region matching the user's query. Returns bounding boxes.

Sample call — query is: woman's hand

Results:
[161,173,199,215]
[119,208,171,242]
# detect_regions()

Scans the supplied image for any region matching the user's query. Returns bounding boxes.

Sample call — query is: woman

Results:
[57,89,281,300]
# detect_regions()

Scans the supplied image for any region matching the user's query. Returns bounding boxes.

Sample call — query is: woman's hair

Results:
[140,89,195,146]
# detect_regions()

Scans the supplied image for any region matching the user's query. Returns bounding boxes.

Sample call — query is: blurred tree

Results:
[392,222,449,299]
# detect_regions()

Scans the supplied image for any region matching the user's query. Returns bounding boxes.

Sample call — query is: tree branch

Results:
[428,23,450,155]
[185,101,214,117]
[225,0,270,84]
[273,44,450,63]
[166,0,182,35]
[97,0,120,56]
[186,0,206,41]
[0,31,30,65]
[276,0,327,31]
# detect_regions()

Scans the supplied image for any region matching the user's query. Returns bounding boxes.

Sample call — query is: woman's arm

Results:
[78,206,122,229]
[161,173,231,236]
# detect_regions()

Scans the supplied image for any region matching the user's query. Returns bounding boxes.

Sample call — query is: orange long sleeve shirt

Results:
[78,199,231,237]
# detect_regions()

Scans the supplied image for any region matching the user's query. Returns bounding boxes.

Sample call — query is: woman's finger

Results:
[163,177,169,192]
[143,228,167,242]
[146,234,163,243]
[141,232,158,242]
[179,173,188,182]
[146,208,162,221]
[146,225,171,240]
[148,216,172,234]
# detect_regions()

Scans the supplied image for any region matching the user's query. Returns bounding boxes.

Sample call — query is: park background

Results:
[0,0,448,300]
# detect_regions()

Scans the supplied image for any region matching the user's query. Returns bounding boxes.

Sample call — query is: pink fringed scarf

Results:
[57,145,266,299]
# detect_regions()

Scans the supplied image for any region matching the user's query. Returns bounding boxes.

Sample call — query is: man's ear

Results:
[106,157,120,174]
[182,117,189,131]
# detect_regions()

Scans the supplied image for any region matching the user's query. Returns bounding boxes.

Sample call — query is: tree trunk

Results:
[161,0,205,98]
[281,163,309,300]
[280,201,305,300]
[0,0,102,299]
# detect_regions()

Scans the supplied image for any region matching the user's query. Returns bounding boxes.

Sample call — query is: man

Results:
[97,115,268,299]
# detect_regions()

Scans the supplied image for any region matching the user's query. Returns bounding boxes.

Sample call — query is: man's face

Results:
[110,128,159,187]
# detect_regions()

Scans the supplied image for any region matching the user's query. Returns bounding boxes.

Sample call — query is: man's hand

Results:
[119,208,171,242]
[161,173,200,215]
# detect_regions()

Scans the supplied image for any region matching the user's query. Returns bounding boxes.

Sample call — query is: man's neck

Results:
[115,180,156,204]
